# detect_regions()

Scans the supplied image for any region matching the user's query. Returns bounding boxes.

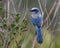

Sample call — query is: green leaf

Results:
[11,23,16,28]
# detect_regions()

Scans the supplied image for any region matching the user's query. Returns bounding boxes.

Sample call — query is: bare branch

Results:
[42,0,58,27]
[47,0,60,30]
[18,0,22,11]
[38,0,44,16]
[10,0,16,13]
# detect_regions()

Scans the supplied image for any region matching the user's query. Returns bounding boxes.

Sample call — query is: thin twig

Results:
[38,0,44,16]
[42,0,58,27]
[18,0,22,11]
[47,0,60,30]
[11,0,28,29]
[10,0,16,13]
[4,0,10,48]
[32,36,37,48]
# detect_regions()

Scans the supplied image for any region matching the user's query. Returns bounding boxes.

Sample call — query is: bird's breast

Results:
[31,14,39,19]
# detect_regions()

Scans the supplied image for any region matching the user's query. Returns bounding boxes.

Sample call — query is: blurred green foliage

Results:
[0,0,60,48]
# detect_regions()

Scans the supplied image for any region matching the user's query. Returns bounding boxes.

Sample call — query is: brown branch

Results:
[32,36,37,48]
[47,3,59,30]
[42,0,58,27]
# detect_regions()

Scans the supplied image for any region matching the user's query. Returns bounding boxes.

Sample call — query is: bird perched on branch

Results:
[30,7,43,44]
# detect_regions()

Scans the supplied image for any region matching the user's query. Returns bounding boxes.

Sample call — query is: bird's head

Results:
[30,7,41,14]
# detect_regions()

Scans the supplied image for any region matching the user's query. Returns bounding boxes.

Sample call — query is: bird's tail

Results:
[35,26,43,44]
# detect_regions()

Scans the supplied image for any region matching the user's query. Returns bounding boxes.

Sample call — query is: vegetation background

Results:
[0,0,60,48]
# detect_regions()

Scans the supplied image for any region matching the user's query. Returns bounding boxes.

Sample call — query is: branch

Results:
[0,32,4,42]
[47,0,60,30]
[4,0,10,48]
[11,0,28,30]
[32,36,37,48]
[10,0,16,13]
[18,0,22,11]
[38,0,44,16]
[42,0,58,27]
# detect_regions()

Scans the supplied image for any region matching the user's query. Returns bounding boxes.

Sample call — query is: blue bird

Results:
[30,7,43,44]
